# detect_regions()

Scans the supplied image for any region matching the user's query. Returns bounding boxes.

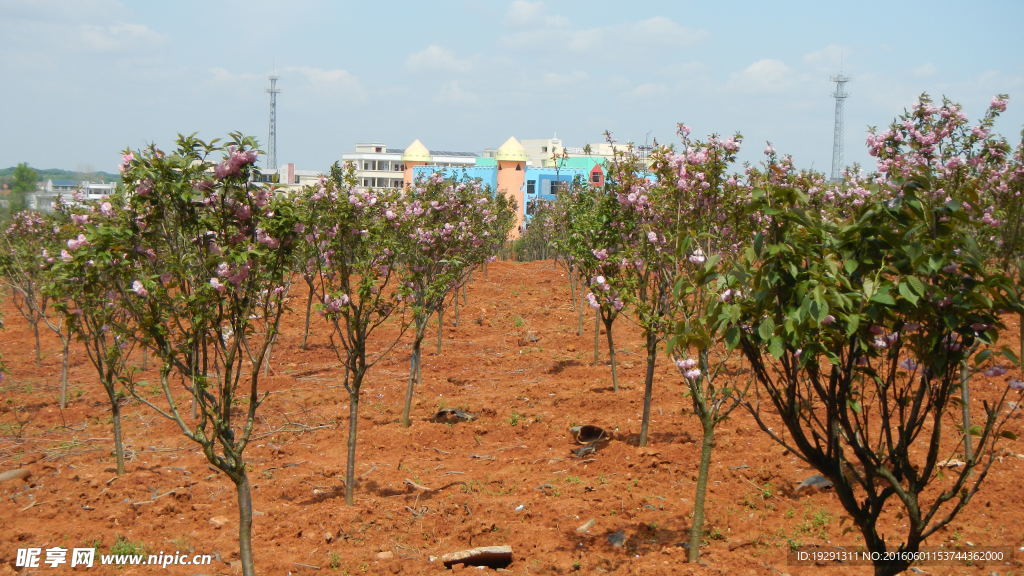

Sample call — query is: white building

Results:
[342,143,406,189]
[29,180,116,212]
[342,142,478,189]
[257,163,323,192]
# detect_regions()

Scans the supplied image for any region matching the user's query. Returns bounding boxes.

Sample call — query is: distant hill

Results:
[0,166,120,185]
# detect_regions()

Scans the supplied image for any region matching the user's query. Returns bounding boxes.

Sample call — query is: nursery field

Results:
[1,260,1022,576]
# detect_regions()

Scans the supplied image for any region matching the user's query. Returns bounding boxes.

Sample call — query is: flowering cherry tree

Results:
[557,178,629,390]
[599,142,677,446]
[729,96,1022,576]
[1,210,57,365]
[302,162,409,504]
[1,209,78,406]
[83,133,299,576]
[649,125,754,561]
[47,197,137,475]
[866,94,1017,459]
[399,172,513,427]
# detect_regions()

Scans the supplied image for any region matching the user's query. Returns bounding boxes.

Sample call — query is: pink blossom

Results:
[983,365,1008,377]
[131,280,148,297]
[675,358,698,371]
[67,234,89,251]
[210,278,225,293]
[990,96,1008,113]
[585,292,599,309]
[688,248,706,265]
[684,368,701,380]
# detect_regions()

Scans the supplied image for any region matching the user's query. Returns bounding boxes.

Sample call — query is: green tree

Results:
[399,172,514,427]
[9,163,39,213]
[302,163,410,505]
[78,134,299,576]
[729,103,1022,574]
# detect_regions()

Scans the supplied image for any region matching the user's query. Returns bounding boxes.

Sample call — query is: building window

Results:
[591,171,601,183]
[527,181,536,195]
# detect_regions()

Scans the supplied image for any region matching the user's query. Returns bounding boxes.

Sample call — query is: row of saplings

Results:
[2,94,1023,576]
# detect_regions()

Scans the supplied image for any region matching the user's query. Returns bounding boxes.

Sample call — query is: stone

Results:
[0,469,31,483]
[439,545,513,569]
[209,515,229,528]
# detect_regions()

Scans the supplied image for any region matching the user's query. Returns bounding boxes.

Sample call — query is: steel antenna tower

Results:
[266,75,280,170]
[830,74,850,182]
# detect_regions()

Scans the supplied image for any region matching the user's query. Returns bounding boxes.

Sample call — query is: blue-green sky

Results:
[2,0,1022,174]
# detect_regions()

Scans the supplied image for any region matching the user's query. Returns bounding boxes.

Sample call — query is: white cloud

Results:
[285,66,368,102]
[731,59,795,93]
[78,22,165,52]
[501,12,707,59]
[504,0,568,28]
[405,45,472,73]
[505,0,544,26]
[435,81,480,106]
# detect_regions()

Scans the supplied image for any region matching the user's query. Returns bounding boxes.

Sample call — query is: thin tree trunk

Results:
[453,287,460,327]
[59,335,69,409]
[263,335,274,377]
[960,359,973,461]
[235,472,255,576]
[32,319,41,366]
[345,388,360,505]
[436,308,443,354]
[604,316,618,392]
[575,278,584,337]
[593,310,600,364]
[639,330,658,447]
[110,390,125,475]
[688,419,715,562]
[402,319,427,428]
[301,277,314,350]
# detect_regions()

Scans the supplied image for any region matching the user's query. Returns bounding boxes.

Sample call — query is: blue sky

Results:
[2,0,1022,175]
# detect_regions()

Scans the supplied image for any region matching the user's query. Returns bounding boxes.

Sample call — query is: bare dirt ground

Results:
[1,260,1022,576]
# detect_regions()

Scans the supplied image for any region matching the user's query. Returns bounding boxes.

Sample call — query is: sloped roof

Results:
[555,156,606,172]
[495,137,528,162]
[401,139,432,163]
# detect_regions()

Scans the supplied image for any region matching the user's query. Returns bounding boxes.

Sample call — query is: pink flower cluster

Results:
[214,148,258,180]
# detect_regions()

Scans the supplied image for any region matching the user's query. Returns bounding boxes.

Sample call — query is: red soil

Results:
[0,260,1022,575]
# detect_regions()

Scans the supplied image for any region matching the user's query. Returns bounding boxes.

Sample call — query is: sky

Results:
[2,0,1023,175]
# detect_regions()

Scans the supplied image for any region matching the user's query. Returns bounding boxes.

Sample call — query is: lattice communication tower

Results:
[830,74,850,182]
[267,75,280,170]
